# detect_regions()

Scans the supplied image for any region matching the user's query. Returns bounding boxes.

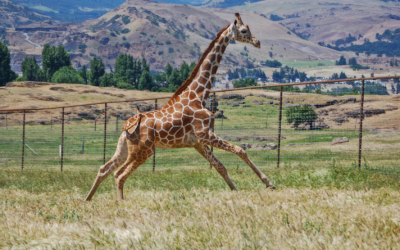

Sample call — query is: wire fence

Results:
[0,76,399,176]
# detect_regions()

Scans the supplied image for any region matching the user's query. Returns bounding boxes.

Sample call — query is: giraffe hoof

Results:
[267,184,276,190]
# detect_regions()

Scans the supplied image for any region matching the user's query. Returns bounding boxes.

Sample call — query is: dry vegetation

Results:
[1,84,400,248]
[1,186,400,249]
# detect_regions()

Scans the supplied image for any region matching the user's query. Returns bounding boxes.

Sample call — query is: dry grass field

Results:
[1,84,400,248]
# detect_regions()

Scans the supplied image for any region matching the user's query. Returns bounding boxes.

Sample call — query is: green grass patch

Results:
[281,61,335,68]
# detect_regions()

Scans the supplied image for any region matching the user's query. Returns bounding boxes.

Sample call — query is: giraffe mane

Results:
[169,24,231,100]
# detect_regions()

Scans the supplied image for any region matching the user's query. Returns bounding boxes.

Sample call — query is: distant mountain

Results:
[0,0,49,29]
[5,0,340,73]
[200,0,264,8]
[9,0,204,22]
[0,0,50,46]
[9,0,262,22]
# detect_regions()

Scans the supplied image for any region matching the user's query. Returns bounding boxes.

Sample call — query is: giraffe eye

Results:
[241,29,247,34]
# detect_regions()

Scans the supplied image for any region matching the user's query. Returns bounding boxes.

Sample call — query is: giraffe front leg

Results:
[194,144,237,191]
[197,130,276,190]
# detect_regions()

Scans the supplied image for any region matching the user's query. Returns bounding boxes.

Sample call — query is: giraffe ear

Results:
[235,13,244,26]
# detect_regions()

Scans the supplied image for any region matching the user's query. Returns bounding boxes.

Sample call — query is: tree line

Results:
[328,29,400,57]
[13,43,197,92]
[228,68,267,81]
[272,65,307,83]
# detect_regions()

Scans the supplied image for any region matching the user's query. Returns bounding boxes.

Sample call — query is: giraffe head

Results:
[232,13,260,49]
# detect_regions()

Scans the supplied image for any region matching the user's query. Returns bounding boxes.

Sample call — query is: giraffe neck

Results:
[187,26,233,102]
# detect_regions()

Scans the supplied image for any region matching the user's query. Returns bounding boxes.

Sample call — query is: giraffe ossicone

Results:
[85,13,275,201]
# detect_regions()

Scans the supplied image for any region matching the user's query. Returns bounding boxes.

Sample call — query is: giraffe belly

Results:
[155,133,198,149]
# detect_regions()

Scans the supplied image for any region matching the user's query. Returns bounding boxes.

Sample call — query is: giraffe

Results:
[85,13,275,201]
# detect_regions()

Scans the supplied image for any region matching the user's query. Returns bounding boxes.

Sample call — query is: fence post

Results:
[221,114,223,130]
[358,79,365,169]
[210,92,216,169]
[51,115,52,131]
[153,99,157,172]
[116,116,119,131]
[95,117,97,131]
[103,103,107,165]
[6,114,7,130]
[277,86,283,168]
[61,107,64,172]
[82,136,84,154]
[21,111,25,172]
[266,112,267,128]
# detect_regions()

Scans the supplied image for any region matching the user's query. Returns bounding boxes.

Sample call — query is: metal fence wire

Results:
[0,76,399,176]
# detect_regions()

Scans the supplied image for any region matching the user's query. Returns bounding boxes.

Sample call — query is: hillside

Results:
[0,0,49,32]
[230,0,400,46]
[1,82,400,131]
[4,0,341,73]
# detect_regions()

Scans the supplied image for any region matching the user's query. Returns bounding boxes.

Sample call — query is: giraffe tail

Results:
[123,114,143,142]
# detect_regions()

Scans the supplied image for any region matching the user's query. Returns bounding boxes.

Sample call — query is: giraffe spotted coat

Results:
[85,13,275,201]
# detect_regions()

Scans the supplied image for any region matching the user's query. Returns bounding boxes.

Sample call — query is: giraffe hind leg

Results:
[195,144,237,191]
[85,132,129,201]
[114,147,153,200]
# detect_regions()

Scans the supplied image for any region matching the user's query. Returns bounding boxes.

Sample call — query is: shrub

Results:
[116,81,134,89]
[51,66,85,84]
[121,28,130,34]
[158,51,164,55]
[122,16,130,25]
[265,60,282,68]
[270,14,284,21]
[285,105,317,128]
[168,48,174,53]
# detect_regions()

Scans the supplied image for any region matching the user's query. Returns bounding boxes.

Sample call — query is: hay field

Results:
[1,85,400,248]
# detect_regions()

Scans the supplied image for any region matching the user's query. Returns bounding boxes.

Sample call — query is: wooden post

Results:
[21,111,25,172]
[358,79,365,169]
[82,136,84,154]
[277,86,283,168]
[61,108,64,172]
[103,103,107,165]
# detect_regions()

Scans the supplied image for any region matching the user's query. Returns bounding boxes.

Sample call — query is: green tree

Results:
[138,70,154,91]
[79,65,88,84]
[348,57,357,65]
[0,42,17,86]
[285,105,318,129]
[232,78,257,88]
[179,61,190,83]
[142,57,150,72]
[89,57,105,86]
[21,57,44,81]
[42,44,71,81]
[100,73,117,87]
[168,68,181,87]
[51,66,85,84]
[335,55,347,65]
[165,63,172,79]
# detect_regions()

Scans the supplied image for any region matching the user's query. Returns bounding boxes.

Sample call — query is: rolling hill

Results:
[229,0,400,46]
[0,0,49,32]
[4,0,341,73]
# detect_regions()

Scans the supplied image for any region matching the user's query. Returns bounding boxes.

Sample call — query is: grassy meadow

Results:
[0,91,400,248]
